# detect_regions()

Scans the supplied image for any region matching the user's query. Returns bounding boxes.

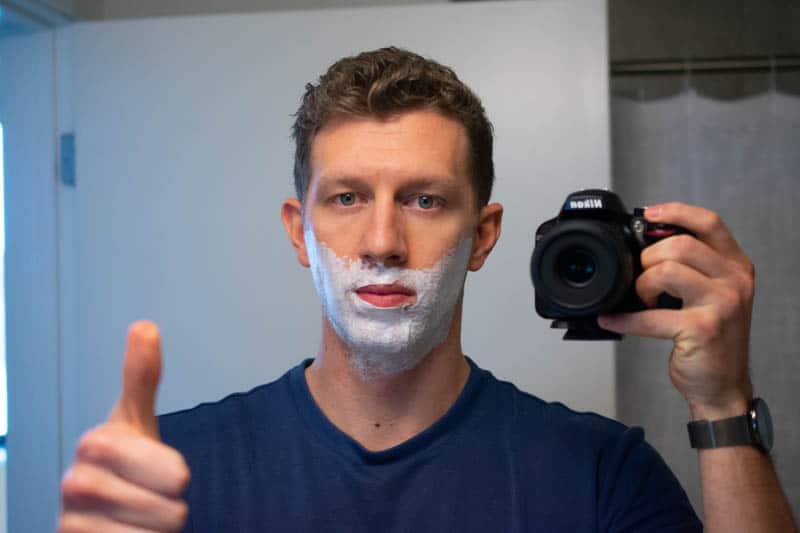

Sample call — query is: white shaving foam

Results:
[304,228,473,378]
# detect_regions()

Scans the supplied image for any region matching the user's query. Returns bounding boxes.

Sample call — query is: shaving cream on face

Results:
[305,227,473,378]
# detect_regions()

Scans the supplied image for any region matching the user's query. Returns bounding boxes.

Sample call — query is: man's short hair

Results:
[291,46,495,208]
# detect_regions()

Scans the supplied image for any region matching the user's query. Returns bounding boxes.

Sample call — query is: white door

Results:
[0,24,62,533]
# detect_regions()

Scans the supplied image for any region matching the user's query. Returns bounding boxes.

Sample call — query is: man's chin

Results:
[346,345,430,380]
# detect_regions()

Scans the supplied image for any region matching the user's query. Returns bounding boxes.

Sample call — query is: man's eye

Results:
[337,193,357,206]
[417,195,436,209]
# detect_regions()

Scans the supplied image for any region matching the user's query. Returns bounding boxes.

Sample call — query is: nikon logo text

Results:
[569,198,603,209]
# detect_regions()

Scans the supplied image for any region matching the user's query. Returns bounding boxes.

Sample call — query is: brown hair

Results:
[291,46,494,207]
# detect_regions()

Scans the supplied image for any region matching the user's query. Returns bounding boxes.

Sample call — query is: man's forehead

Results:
[308,111,471,187]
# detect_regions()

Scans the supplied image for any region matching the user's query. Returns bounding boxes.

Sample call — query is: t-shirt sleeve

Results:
[597,426,703,533]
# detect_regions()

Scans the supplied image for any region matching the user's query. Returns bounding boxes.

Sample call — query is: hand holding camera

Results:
[532,190,756,418]
[531,189,690,340]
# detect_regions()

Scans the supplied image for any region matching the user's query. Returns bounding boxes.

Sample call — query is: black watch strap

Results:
[687,415,752,449]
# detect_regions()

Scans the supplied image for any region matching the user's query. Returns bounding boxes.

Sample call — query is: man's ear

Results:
[281,198,310,268]
[468,202,503,272]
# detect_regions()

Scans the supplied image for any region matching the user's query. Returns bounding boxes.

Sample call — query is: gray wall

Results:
[28,4,611,533]
[59,0,612,424]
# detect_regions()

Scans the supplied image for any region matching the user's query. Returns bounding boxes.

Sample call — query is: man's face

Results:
[307,109,477,276]
[282,109,501,377]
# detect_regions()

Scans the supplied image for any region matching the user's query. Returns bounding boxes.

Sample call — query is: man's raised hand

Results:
[598,203,755,420]
[60,321,190,533]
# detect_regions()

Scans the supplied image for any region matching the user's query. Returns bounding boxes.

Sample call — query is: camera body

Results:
[531,189,688,340]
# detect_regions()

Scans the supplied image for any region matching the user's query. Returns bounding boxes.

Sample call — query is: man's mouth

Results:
[355,283,416,308]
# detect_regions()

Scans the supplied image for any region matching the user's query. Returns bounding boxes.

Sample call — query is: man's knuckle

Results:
[718,288,742,315]
[170,500,190,531]
[61,466,96,502]
[701,211,723,234]
[740,259,756,285]
[677,234,699,258]
[168,466,191,495]
[728,269,755,303]
[741,272,755,301]
[58,513,86,533]
[695,312,723,342]
[656,260,680,279]
[175,459,192,491]
[740,256,755,275]
[160,450,191,494]
[76,427,117,464]
[644,235,685,266]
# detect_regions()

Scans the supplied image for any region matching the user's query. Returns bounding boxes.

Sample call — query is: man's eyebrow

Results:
[315,176,462,193]
[315,176,369,192]
[398,177,460,192]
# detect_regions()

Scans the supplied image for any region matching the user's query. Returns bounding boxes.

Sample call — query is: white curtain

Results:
[612,87,800,519]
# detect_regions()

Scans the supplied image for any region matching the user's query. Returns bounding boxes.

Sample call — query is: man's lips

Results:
[355,284,416,308]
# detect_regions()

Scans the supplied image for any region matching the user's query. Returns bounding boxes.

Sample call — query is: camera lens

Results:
[531,219,634,316]
[556,248,596,287]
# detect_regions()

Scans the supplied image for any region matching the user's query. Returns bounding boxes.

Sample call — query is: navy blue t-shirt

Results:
[159,358,701,532]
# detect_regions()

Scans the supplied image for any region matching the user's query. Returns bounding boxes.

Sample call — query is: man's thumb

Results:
[109,320,163,439]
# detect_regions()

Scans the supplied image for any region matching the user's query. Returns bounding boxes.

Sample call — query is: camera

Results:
[531,189,689,340]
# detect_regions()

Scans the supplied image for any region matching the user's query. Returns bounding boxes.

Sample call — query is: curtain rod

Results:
[611,56,800,76]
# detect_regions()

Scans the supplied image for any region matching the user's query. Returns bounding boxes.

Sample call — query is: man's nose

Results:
[359,199,408,268]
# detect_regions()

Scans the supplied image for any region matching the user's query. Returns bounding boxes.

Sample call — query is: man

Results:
[59,47,797,532]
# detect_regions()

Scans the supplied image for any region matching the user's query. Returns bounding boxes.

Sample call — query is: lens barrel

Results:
[531,220,634,316]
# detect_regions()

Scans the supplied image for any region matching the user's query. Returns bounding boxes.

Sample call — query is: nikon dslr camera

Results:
[530,189,689,340]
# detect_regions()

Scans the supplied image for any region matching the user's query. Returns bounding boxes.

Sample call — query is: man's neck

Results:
[304,313,470,452]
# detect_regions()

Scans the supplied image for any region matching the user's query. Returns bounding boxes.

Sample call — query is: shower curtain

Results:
[612,84,800,519]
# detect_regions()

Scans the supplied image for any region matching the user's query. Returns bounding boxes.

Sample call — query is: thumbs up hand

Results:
[60,321,191,532]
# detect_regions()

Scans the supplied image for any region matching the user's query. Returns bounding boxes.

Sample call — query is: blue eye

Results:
[338,193,356,206]
[417,195,435,209]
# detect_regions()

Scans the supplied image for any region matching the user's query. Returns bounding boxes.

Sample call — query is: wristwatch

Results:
[687,397,773,453]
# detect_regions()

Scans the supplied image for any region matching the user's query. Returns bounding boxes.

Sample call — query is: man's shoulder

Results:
[486,369,636,454]
[482,371,700,529]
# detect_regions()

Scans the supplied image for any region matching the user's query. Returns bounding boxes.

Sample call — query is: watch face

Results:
[751,398,774,453]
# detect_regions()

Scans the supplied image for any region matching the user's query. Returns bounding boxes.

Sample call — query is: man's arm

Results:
[696,431,795,531]
[598,202,798,533]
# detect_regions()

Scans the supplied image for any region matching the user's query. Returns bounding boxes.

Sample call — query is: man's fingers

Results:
[598,308,685,340]
[641,234,731,279]
[645,202,747,261]
[62,462,187,532]
[109,321,162,439]
[59,511,162,533]
[599,306,728,350]
[634,260,715,308]
[75,424,190,497]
